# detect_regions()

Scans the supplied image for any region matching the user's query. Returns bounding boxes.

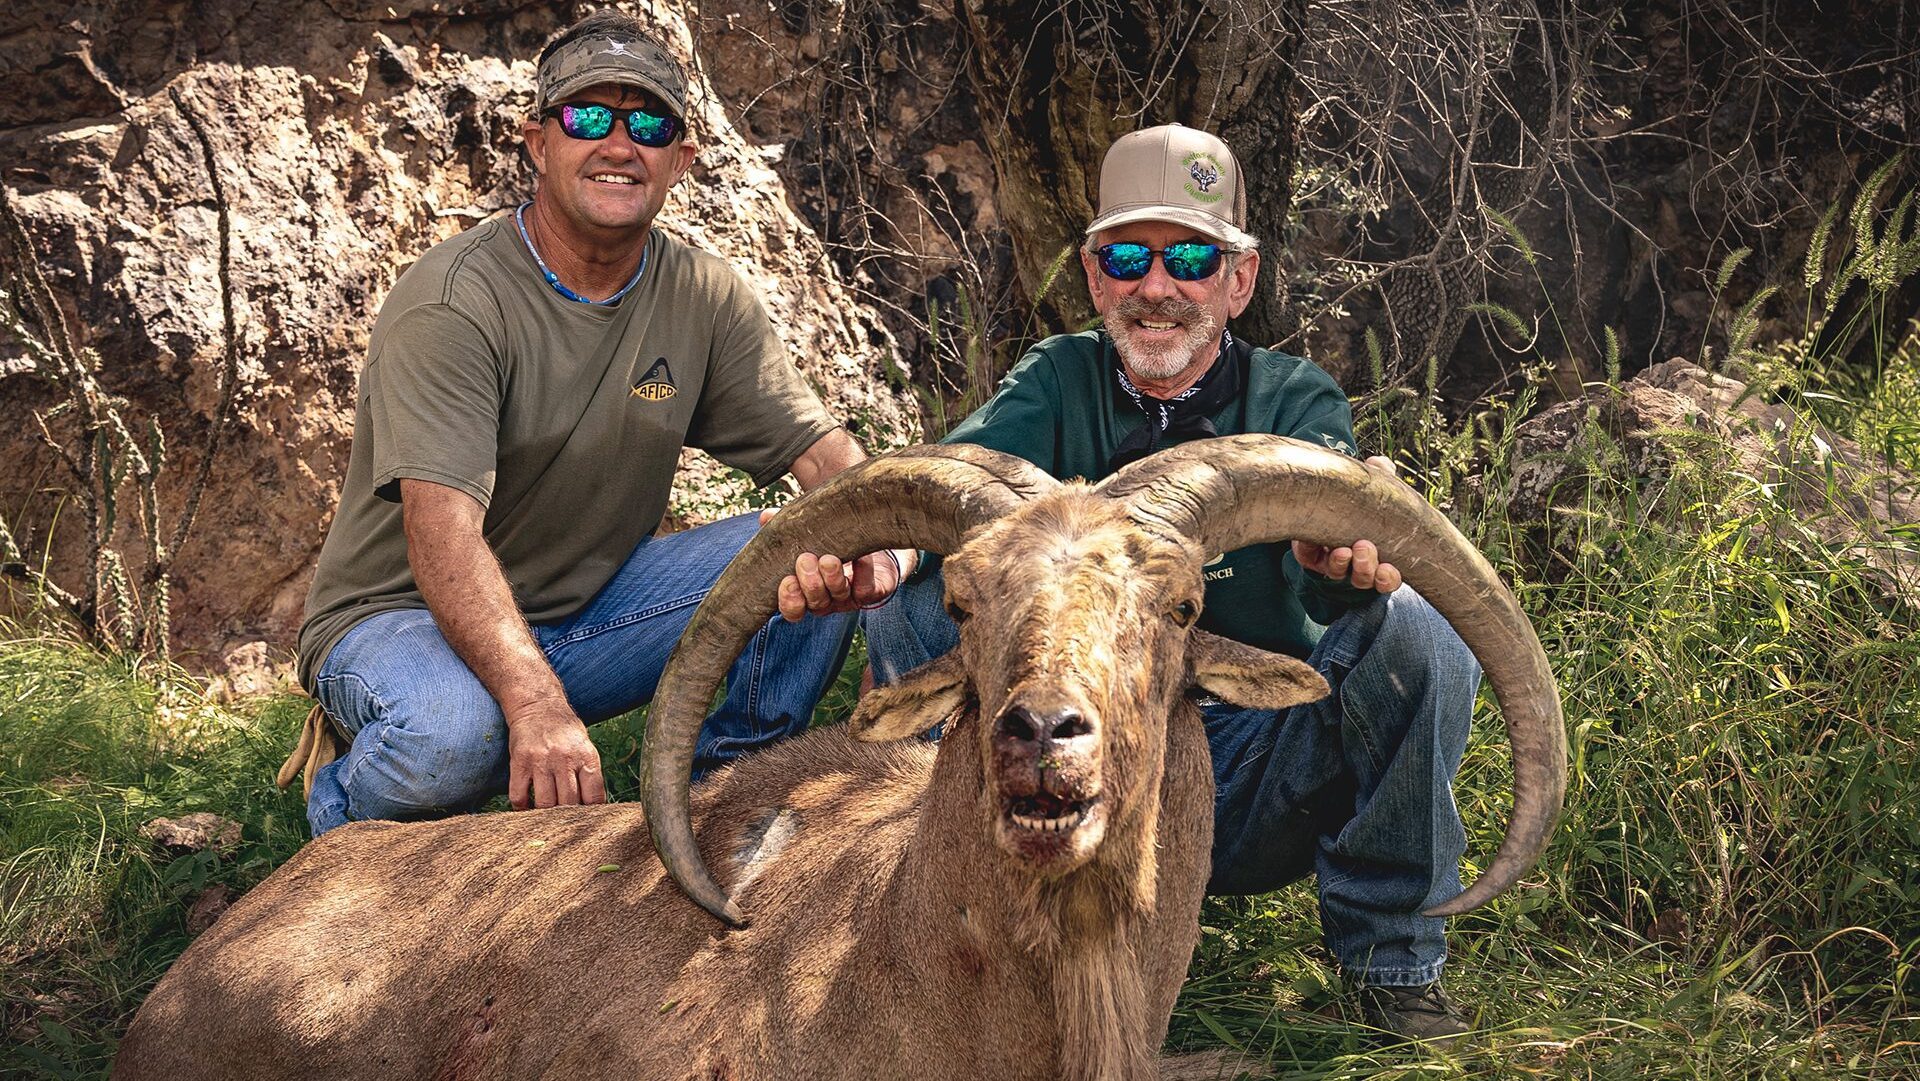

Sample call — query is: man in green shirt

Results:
[295,11,901,837]
[780,125,1481,1042]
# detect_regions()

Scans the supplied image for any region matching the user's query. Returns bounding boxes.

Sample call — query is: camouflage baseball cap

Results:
[536,31,689,119]
[1086,124,1251,247]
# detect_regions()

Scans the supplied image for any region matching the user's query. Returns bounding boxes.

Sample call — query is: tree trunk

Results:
[955,0,1308,344]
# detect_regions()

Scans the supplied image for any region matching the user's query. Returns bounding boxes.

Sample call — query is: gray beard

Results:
[1108,301,1220,381]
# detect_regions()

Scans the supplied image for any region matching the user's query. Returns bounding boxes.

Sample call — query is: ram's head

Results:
[847,491,1327,878]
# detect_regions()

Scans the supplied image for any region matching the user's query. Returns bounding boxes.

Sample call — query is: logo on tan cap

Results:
[1088,125,1250,246]
[1183,153,1224,200]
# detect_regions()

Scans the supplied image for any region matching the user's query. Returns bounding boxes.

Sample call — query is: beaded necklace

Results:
[514,201,648,305]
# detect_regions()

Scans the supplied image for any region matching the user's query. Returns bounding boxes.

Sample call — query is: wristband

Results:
[858,549,902,611]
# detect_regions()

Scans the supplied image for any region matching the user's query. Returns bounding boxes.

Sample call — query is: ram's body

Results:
[114,721,1211,1081]
[116,437,1563,1081]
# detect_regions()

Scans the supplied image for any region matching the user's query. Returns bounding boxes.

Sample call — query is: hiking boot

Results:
[1352,981,1471,1046]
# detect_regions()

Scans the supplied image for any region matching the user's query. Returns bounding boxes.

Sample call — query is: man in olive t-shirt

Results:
[295,12,904,836]
[780,126,1483,1043]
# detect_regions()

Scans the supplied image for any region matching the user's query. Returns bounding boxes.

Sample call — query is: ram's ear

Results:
[1188,630,1330,710]
[849,651,970,742]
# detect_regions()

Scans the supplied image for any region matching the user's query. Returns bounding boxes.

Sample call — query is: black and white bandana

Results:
[1108,330,1249,472]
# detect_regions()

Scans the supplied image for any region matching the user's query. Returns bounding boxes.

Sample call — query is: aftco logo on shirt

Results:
[631,357,677,401]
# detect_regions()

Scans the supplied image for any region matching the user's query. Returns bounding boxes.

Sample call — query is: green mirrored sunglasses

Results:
[544,102,682,148]
[1095,241,1230,282]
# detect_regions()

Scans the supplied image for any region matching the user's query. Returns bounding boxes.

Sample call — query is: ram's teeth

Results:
[1011,806,1091,833]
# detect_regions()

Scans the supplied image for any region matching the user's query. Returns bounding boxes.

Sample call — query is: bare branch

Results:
[167,87,245,562]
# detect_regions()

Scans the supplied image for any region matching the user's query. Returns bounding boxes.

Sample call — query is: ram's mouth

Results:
[996,787,1107,873]
[1005,792,1096,834]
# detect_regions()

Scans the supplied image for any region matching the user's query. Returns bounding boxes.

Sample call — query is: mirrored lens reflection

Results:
[561,104,615,139]
[1096,242,1224,282]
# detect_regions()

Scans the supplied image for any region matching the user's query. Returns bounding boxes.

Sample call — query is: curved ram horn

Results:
[1096,434,1565,916]
[640,445,1061,927]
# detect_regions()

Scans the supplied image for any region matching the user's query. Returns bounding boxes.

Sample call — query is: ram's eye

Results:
[945,598,970,623]
[1170,599,1199,627]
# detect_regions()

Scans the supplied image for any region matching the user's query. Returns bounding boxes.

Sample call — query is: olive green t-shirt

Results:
[942,331,1374,658]
[297,218,836,688]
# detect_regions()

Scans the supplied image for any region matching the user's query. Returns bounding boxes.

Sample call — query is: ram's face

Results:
[941,494,1207,876]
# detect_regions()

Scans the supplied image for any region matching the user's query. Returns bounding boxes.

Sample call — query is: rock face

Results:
[689,0,1008,375]
[1506,359,1919,611]
[0,0,918,678]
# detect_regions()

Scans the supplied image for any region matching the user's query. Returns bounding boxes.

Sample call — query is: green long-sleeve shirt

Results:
[941,330,1373,658]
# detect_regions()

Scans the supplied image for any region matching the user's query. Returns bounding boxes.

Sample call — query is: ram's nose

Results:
[994,703,1093,747]
[991,690,1099,797]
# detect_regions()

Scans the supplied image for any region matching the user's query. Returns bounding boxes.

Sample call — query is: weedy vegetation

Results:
[0,97,242,664]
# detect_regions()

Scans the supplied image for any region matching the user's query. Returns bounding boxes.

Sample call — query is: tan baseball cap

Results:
[1085,124,1251,246]
[536,31,689,119]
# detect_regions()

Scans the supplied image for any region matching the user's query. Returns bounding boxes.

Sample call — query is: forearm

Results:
[787,426,866,491]
[401,480,566,721]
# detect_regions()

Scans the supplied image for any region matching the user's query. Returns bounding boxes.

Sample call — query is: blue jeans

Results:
[864,567,1477,987]
[306,513,854,837]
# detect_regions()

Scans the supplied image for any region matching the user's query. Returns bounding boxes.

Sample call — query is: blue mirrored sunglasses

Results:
[1095,241,1230,282]
[545,102,682,148]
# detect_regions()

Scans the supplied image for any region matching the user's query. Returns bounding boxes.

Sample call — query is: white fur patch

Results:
[732,808,801,895]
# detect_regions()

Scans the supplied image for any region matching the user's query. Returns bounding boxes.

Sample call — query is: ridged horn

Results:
[1096,434,1565,916]
[639,444,1060,926]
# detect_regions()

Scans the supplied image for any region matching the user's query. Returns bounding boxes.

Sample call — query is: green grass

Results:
[0,639,312,1077]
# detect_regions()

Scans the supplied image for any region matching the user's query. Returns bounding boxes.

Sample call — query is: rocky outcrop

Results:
[1504,359,1919,610]
[0,0,919,679]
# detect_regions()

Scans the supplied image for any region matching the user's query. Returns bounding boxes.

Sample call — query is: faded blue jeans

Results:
[306,513,854,837]
[863,567,1477,987]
